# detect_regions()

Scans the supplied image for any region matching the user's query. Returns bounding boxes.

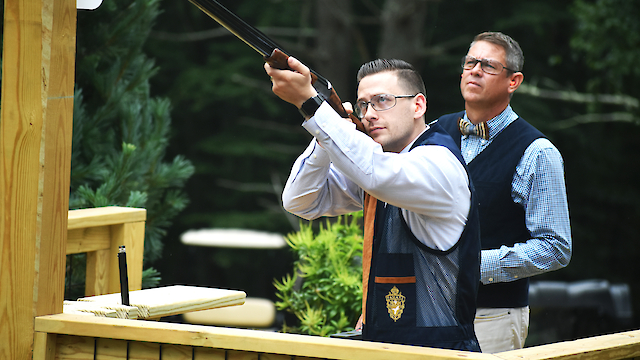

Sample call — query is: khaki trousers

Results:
[474,306,530,353]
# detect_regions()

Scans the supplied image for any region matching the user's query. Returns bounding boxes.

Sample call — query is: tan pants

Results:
[474,307,530,353]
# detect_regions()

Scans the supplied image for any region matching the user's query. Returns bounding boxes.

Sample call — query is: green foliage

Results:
[571,0,640,93]
[144,1,311,235]
[274,213,363,337]
[71,0,194,270]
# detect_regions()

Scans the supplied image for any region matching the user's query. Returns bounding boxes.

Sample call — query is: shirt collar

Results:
[463,105,519,140]
[400,124,431,154]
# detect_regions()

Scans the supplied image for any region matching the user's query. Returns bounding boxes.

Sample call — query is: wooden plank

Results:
[36,0,77,319]
[33,332,57,360]
[55,335,96,360]
[129,341,161,360]
[85,249,110,296]
[193,347,226,360]
[55,336,160,360]
[0,0,48,358]
[77,285,246,319]
[494,330,640,360]
[66,226,111,254]
[67,207,147,230]
[108,221,145,293]
[95,338,128,359]
[160,344,194,360]
[35,314,499,360]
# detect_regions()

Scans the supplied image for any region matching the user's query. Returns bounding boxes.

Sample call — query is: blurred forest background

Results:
[5,0,635,348]
[140,0,639,346]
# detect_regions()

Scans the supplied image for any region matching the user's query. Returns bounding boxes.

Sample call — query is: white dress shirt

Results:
[282,102,471,251]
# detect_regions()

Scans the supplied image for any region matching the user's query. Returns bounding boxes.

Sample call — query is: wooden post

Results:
[0,0,77,357]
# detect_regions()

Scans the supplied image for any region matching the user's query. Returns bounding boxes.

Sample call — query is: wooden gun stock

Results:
[265,49,366,133]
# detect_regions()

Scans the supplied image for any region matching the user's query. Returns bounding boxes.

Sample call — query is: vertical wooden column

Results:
[37,0,77,316]
[0,0,76,357]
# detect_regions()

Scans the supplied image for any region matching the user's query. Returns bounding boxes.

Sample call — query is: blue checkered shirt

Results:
[459,105,572,285]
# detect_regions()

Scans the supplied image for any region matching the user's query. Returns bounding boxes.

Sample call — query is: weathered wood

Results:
[36,0,78,320]
[67,206,147,230]
[85,248,111,296]
[33,332,57,360]
[1,0,52,358]
[34,313,640,360]
[66,226,111,254]
[34,314,497,360]
[494,330,640,360]
[108,221,145,293]
[76,285,246,319]
[65,207,147,296]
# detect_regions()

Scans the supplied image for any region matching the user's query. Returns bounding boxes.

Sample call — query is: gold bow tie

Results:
[458,117,489,140]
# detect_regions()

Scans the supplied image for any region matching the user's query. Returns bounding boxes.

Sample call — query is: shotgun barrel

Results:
[187,0,365,132]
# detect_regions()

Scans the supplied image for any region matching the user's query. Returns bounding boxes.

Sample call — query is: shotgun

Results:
[187,0,365,132]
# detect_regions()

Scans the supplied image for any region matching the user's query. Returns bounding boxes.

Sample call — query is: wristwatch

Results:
[298,95,324,118]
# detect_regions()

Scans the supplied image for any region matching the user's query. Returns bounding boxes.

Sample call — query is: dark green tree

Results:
[67,0,194,293]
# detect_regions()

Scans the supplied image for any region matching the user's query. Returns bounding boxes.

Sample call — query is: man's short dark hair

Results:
[356,59,427,98]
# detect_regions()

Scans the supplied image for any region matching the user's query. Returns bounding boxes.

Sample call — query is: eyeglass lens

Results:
[355,94,397,118]
[462,56,505,75]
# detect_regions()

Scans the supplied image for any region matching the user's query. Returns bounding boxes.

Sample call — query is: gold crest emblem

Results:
[385,286,405,321]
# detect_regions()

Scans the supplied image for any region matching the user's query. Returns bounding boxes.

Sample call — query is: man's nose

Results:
[469,61,483,74]
[363,103,379,121]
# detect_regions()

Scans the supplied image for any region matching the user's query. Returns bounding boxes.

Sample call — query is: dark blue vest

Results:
[363,122,481,352]
[438,111,545,307]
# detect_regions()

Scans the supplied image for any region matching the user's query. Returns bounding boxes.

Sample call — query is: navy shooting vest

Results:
[438,111,545,308]
[362,122,481,351]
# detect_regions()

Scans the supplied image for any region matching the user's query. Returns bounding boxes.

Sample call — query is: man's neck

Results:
[465,102,509,125]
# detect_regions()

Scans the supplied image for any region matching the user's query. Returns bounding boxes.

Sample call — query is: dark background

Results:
[87,0,640,346]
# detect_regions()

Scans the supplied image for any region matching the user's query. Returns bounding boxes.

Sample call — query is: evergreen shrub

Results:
[274,212,363,336]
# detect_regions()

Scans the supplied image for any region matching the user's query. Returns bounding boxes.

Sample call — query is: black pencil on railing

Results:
[118,245,130,306]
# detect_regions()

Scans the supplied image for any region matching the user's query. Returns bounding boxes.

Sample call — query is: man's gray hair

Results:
[471,32,524,74]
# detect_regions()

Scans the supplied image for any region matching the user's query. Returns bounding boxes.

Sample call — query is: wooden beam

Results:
[494,330,640,360]
[37,0,78,318]
[35,314,499,360]
[67,207,147,230]
[0,0,76,357]
[1,0,49,357]
[107,221,145,293]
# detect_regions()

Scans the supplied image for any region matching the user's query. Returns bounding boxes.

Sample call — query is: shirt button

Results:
[315,130,320,135]
[514,275,518,279]
[313,154,317,159]
[488,277,494,282]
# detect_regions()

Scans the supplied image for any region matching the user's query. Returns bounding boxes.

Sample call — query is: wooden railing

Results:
[38,207,640,359]
[33,313,640,360]
[66,206,146,296]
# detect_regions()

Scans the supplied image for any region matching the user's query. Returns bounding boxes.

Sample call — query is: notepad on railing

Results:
[76,285,246,319]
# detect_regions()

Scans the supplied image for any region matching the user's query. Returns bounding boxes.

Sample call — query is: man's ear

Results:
[508,72,524,94]
[414,93,428,119]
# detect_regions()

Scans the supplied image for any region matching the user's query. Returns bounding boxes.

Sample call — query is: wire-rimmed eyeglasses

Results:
[354,93,418,119]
